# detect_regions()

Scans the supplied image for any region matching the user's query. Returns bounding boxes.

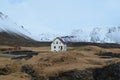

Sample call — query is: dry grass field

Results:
[0,45,120,80]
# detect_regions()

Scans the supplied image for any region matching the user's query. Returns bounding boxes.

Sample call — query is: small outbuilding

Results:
[51,37,67,52]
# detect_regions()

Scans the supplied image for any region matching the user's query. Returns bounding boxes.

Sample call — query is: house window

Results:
[54,46,56,49]
[56,41,58,44]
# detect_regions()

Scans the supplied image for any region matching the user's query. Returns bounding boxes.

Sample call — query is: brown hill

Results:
[0,46,120,80]
[0,32,50,47]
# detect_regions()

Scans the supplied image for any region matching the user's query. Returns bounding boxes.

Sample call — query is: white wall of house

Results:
[51,38,67,52]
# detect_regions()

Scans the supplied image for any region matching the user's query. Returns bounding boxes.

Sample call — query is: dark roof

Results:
[53,37,66,45]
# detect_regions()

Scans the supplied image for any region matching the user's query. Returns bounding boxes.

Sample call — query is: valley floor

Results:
[0,45,120,80]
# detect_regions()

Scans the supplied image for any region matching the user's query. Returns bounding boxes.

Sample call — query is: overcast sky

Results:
[0,0,120,35]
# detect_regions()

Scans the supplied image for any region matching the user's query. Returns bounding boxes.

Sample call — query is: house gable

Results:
[51,37,67,52]
[52,37,66,45]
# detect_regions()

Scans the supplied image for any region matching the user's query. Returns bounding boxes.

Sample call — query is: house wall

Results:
[51,39,67,52]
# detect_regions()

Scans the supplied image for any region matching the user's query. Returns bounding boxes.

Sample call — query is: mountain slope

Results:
[0,12,31,38]
[90,27,114,43]
[90,27,120,43]
[0,12,43,46]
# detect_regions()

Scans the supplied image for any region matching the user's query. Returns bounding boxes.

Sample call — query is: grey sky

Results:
[0,0,120,35]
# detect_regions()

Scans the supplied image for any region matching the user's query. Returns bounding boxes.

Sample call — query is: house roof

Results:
[53,37,67,45]
[53,36,77,45]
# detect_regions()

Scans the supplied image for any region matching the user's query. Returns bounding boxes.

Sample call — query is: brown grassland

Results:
[0,45,120,80]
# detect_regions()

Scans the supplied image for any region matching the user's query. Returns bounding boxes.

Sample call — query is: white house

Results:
[51,37,67,52]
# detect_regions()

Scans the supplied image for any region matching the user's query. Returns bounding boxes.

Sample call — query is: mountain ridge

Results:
[0,12,43,46]
[38,26,120,44]
[0,12,120,44]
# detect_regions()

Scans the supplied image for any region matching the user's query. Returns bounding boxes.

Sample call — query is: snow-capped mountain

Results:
[107,27,120,43]
[37,26,120,44]
[0,12,120,44]
[0,12,43,46]
[34,33,58,41]
[0,12,32,39]
[70,27,120,43]
[90,27,114,43]
[70,29,91,42]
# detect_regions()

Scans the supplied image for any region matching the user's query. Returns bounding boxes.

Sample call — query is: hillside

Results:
[0,31,33,46]
[0,31,52,46]
[0,12,36,46]
[0,12,51,46]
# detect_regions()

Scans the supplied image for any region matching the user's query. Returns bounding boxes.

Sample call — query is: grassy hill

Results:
[0,46,120,80]
[0,32,51,47]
